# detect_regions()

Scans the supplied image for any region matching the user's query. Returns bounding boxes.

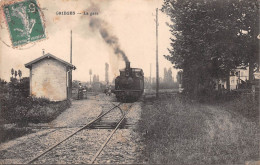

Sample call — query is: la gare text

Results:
[56,11,99,16]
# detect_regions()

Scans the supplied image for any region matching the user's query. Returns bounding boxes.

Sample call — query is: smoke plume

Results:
[89,18,129,63]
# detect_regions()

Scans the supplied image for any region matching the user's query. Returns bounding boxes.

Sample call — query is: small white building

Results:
[229,67,249,90]
[216,67,249,90]
[25,53,76,101]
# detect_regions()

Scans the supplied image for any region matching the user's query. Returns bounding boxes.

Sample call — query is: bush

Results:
[0,126,35,143]
[7,77,30,98]
[0,96,71,124]
[25,99,71,123]
[0,79,71,124]
[151,82,178,89]
[217,94,259,121]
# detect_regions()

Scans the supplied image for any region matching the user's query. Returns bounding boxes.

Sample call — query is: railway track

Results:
[25,102,134,164]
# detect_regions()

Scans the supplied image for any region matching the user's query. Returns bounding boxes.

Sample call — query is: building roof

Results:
[25,53,76,70]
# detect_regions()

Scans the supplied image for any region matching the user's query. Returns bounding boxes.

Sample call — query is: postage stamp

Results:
[3,0,46,47]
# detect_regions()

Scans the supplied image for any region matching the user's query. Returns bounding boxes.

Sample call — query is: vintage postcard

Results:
[0,0,259,164]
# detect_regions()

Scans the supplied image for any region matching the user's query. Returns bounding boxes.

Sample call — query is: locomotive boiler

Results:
[114,62,144,101]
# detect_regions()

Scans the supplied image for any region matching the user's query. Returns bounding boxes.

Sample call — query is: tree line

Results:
[162,0,259,96]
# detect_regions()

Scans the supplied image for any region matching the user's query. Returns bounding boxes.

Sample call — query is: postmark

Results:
[3,0,46,47]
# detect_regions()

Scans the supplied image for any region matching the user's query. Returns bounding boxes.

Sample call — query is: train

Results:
[113,62,144,102]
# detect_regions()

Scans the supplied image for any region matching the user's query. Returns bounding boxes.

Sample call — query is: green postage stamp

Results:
[3,0,46,47]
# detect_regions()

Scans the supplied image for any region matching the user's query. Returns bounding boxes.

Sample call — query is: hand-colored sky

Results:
[0,0,177,82]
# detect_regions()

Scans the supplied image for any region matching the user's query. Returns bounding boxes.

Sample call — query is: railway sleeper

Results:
[87,119,134,129]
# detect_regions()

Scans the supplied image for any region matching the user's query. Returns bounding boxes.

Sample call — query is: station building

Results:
[25,53,76,101]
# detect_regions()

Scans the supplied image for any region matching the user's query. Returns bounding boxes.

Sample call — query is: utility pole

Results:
[70,30,72,64]
[156,8,159,98]
[150,63,152,89]
[68,30,73,99]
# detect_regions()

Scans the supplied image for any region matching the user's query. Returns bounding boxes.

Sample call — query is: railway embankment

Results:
[137,94,259,164]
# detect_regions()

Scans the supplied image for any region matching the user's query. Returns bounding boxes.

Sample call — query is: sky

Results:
[0,0,177,82]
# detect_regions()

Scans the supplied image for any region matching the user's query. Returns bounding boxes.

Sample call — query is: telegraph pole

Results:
[70,30,72,64]
[156,8,159,98]
[68,30,73,99]
[150,63,152,89]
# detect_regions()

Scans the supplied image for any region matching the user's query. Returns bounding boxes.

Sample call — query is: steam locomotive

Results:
[113,62,144,102]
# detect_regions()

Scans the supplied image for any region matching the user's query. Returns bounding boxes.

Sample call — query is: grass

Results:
[0,81,72,143]
[137,94,259,164]
[0,98,71,144]
[0,126,35,143]
[0,96,71,125]
[216,94,259,122]
[0,98,71,143]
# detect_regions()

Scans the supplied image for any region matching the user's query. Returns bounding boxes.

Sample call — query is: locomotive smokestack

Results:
[126,61,130,69]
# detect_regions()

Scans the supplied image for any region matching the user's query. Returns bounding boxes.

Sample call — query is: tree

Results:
[14,70,17,79]
[11,68,14,78]
[236,0,259,82]
[18,70,22,80]
[164,68,168,83]
[93,74,97,83]
[164,67,173,83]
[162,0,259,96]
[168,68,173,83]
[177,71,183,84]
[89,69,92,84]
[105,63,109,84]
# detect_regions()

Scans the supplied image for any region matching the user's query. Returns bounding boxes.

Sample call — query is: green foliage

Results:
[162,0,259,96]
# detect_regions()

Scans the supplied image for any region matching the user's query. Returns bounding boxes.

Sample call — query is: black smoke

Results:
[89,18,129,63]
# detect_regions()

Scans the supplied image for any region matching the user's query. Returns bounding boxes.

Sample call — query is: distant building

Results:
[230,67,249,90]
[25,53,76,101]
[216,67,249,90]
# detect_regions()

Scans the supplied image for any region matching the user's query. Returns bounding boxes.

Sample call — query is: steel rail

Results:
[25,102,122,164]
[110,101,125,115]
[90,103,133,164]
